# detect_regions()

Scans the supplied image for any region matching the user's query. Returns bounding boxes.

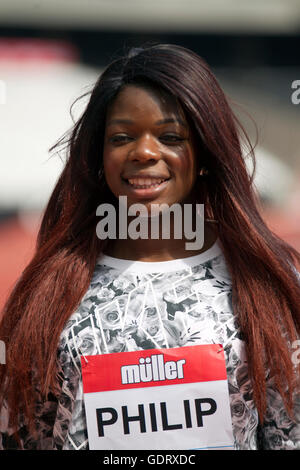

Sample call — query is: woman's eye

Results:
[160,134,185,143]
[109,135,132,144]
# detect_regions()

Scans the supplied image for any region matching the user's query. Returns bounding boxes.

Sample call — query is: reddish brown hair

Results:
[1,44,300,440]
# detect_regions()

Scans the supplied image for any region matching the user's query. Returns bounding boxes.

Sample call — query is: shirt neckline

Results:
[96,238,222,273]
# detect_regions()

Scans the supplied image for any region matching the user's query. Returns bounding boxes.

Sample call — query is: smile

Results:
[126,177,169,189]
[121,176,171,199]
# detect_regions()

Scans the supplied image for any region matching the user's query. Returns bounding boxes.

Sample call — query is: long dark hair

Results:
[1,44,299,438]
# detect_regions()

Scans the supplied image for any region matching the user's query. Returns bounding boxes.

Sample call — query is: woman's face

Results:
[103,85,198,211]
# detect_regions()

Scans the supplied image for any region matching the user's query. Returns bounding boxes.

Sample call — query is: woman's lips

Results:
[123,177,170,198]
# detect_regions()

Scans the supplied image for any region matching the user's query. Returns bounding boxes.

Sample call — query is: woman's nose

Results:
[128,134,161,163]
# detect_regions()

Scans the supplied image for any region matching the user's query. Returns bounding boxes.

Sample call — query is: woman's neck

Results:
[103,222,218,262]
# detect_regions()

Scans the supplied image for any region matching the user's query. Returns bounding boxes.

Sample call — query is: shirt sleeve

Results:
[259,267,300,449]
[0,391,60,450]
[0,345,80,450]
[258,378,300,449]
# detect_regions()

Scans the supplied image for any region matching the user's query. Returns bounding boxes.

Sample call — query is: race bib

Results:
[81,344,234,450]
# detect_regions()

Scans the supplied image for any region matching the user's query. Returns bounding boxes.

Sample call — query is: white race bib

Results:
[81,344,234,450]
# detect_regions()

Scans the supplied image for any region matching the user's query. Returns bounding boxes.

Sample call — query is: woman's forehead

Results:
[106,84,187,122]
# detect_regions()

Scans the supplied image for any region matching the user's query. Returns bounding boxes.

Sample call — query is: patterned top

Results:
[1,240,299,450]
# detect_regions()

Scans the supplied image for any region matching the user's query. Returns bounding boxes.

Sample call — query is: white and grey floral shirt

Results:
[1,240,299,450]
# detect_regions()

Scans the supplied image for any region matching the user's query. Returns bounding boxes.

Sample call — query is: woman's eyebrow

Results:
[107,117,187,127]
[106,118,134,126]
[155,118,187,128]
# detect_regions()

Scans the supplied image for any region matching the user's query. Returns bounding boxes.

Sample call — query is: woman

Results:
[0,43,299,450]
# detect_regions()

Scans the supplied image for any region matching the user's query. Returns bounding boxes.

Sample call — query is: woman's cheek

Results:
[103,152,118,181]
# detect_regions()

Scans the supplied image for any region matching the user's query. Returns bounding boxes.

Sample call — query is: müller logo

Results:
[121,354,186,384]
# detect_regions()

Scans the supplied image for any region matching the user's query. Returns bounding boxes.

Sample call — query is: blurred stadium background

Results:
[0,0,300,311]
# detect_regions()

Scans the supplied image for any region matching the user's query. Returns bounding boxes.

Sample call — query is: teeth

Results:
[128,178,165,187]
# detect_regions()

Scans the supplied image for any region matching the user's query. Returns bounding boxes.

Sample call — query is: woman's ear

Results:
[198,167,209,177]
